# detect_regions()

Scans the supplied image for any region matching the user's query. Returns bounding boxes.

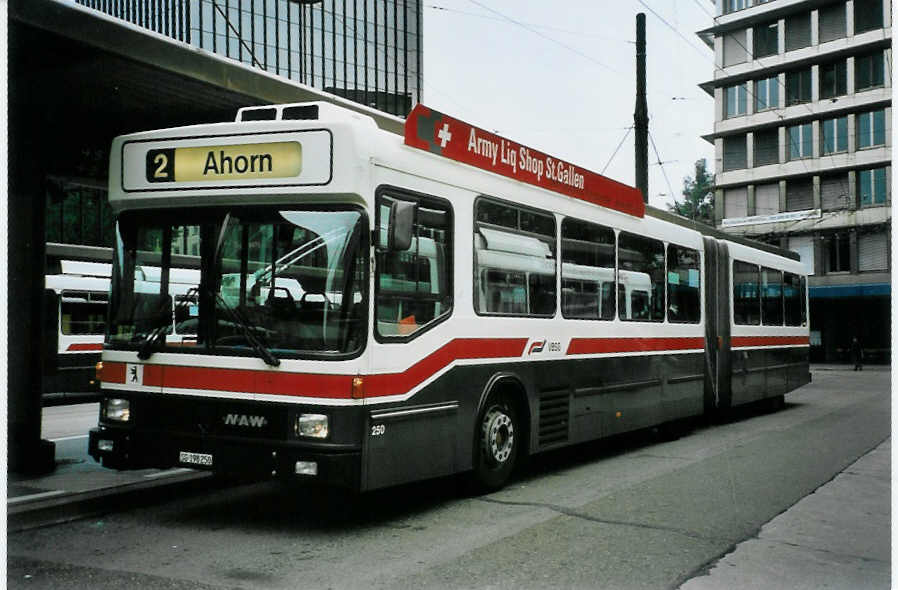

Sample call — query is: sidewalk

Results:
[812,363,891,372]
[7,404,212,531]
[680,439,890,590]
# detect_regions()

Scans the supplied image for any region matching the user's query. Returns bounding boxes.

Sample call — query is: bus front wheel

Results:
[470,392,519,492]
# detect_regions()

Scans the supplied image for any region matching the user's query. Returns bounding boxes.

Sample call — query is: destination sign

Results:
[120,130,332,192]
[146,142,302,183]
[404,105,644,218]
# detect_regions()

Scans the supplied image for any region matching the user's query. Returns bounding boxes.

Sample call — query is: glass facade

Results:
[75,0,423,118]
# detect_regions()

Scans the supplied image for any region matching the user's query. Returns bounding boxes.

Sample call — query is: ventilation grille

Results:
[538,391,569,447]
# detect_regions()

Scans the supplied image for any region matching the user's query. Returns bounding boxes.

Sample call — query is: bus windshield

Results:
[107,207,367,358]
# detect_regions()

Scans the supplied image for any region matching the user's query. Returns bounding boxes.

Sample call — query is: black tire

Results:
[470,392,520,492]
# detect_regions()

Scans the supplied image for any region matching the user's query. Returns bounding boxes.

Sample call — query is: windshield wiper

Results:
[213,292,280,367]
[135,296,174,360]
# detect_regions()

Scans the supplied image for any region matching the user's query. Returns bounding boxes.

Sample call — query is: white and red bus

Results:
[89,102,809,491]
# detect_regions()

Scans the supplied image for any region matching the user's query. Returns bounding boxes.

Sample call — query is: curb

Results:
[7,470,214,532]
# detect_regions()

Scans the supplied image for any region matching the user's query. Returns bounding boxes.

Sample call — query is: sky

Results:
[421,0,717,210]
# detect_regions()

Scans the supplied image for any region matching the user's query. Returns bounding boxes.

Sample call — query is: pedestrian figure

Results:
[851,337,863,371]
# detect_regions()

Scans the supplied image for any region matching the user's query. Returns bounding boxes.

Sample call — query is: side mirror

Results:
[388,200,416,251]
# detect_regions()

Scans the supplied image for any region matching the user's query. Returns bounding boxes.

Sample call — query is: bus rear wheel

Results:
[470,392,519,492]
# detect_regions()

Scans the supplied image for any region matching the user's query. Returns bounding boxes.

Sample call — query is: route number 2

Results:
[146,148,175,183]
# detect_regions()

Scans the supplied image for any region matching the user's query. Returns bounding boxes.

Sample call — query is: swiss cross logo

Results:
[126,363,144,386]
[437,123,452,148]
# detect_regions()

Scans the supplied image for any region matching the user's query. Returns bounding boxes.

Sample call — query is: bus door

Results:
[702,237,732,413]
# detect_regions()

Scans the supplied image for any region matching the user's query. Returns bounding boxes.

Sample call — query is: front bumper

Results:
[88,425,361,490]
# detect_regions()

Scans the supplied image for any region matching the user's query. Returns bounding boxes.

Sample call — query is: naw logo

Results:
[222,414,268,428]
[528,340,547,355]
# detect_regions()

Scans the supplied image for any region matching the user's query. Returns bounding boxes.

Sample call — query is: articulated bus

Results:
[89,102,810,492]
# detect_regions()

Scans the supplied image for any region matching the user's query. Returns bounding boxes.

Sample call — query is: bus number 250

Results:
[370,424,386,437]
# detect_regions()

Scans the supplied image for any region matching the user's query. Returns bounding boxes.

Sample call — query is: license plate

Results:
[179,451,213,466]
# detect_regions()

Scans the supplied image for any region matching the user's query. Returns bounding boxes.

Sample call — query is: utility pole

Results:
[634,13,649,204]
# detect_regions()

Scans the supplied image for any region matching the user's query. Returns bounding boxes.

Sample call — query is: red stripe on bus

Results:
[67,343,104,351]
[103,362,126,384]
[100,338,529,399]
[567,337,705,355]
[731,336,809,347]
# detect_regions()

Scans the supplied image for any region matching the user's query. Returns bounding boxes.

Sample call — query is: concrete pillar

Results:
[847,113,857,151]
[848,169,858,209]
[747,184,756,216]
[812,120,821,158]
[715,188,725,225]
[811,64,820,102]
[810,9,820,46]
[813,175,822,210]
[849,229,859,274]
[8,24,55,474]
[778,126,787,163]
[777,18,786,54]
[747,131,755,168]
[846,0,855,36]
[779,179,788,212]
[847,56,856,95]
[813,233,826,275]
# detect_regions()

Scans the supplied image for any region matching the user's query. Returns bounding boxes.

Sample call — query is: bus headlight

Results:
[102,398,131,422]
[295,413,328,439]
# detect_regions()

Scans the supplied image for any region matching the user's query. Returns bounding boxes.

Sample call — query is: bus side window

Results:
[761,267,784,326]
[561,218,615,320]
[784,272,803,326]
[618,232,665,322]
[474,198,556,317]
[375,193,452,339]
[733,260,761,325]
[667,244,701,323]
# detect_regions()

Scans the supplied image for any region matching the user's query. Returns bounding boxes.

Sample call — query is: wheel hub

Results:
[482,408,514,465]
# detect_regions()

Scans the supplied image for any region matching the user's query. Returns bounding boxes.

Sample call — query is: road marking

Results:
[8,490,67,505]
[143,468,194,479]
[49,434,90,442]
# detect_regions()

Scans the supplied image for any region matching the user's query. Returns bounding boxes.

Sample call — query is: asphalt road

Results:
[8,369,890,590]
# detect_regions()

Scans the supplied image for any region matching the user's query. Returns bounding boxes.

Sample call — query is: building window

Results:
[723,29,748,67]
[785,68,812,105]
[725,83,748,118]
[858,231,889,271]
[754,75,779,111]
[723,135,748,171]
[854,0,884,34]
[819,59,847,99]
[618,232,665,322]
[723,0,747,14]
[475,199,556,317]
[724,187,748,218]
[821,117,848,154]
[824,232,851,272]
[753,128,779,166]
[560,218,615,320]
[858,167,888,206]
[753,21,779,58]
[45,183,114,247]
[818,3,847,43]
[820,173,851,211]
[786,177,814,211]
[857,110,887,149]
[855,51,885,91]
[755,182,780,215]
[785,12,811,52]
[787,123,813,160]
